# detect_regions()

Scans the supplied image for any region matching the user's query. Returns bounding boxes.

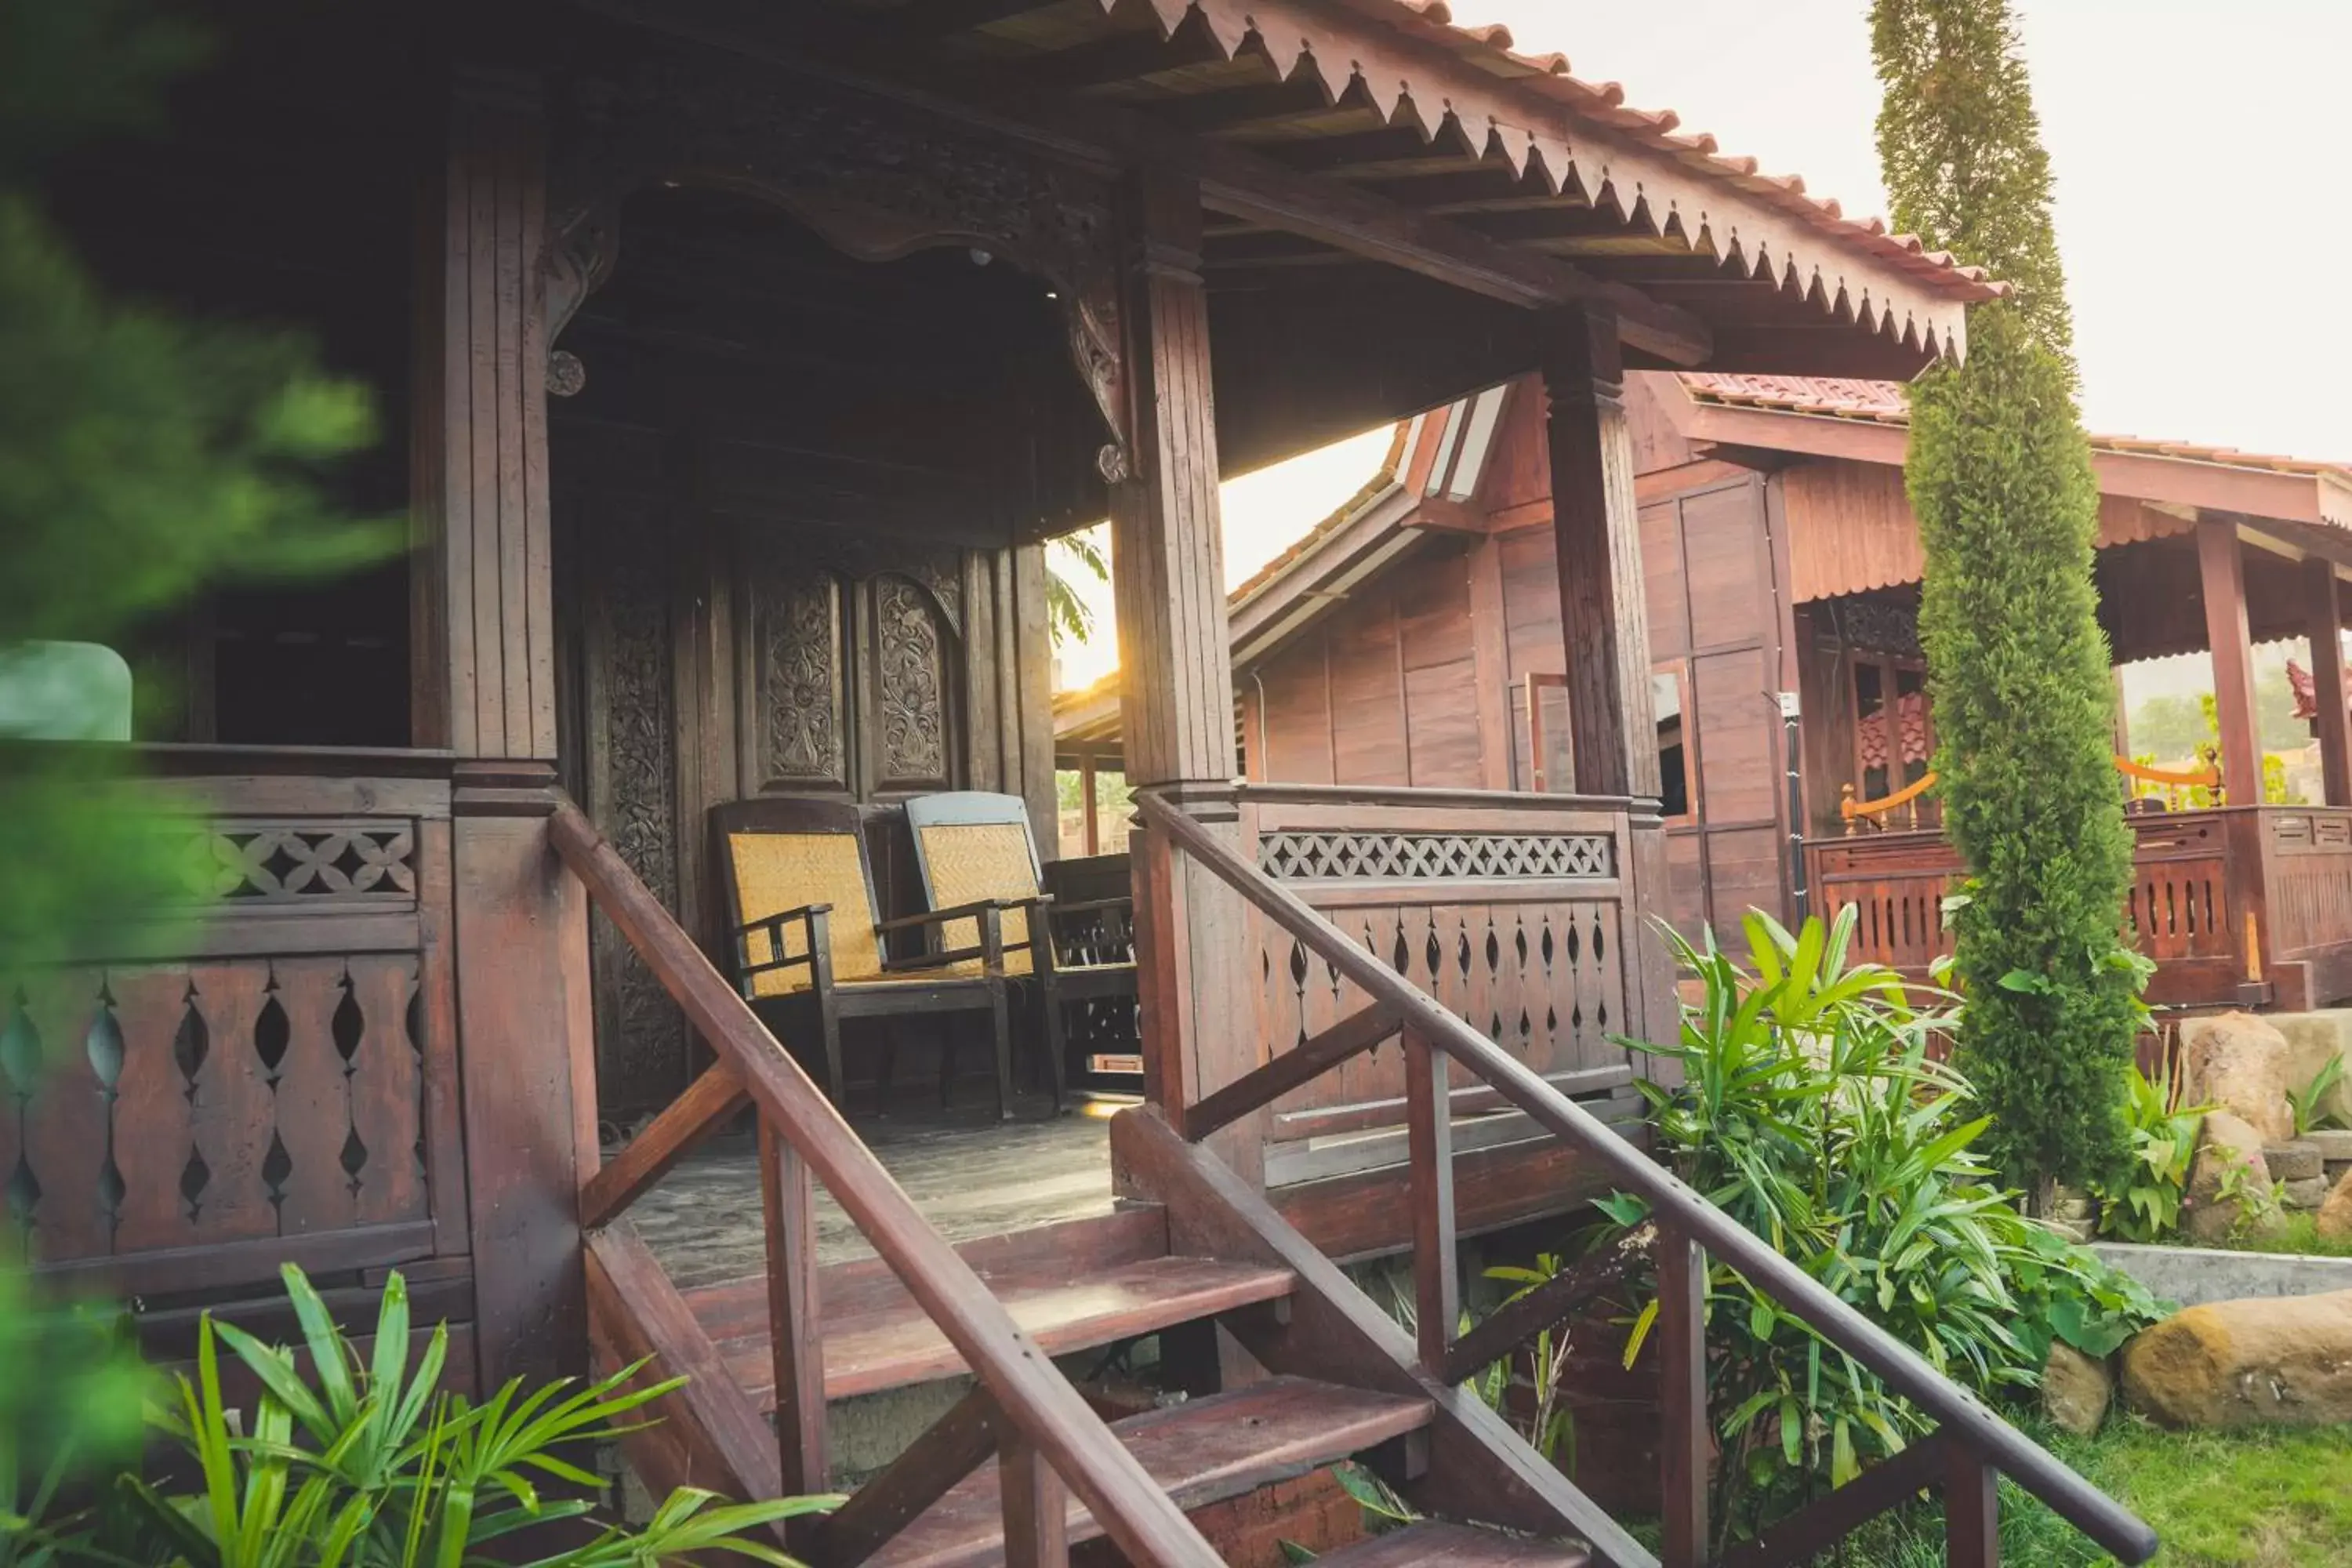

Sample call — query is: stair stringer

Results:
[1110,1106,1659,1568]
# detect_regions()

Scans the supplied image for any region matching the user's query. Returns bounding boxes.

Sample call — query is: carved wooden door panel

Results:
[574,498,691,1126]
[737,550,962,804]
[746,567,851,794]
[866,573,959,796]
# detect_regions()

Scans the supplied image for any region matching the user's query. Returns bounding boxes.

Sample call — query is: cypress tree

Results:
[1870,0,2140,1195]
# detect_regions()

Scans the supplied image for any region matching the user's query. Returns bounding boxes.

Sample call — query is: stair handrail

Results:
[548,798,1221,1568]
[1133,786,2158,1565]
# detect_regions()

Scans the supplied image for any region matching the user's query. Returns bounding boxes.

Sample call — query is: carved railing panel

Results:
[1805,808,2299,1009]
[1236,789,1635,1156]
[0,761,456,1287]
[2262,808,2352,958]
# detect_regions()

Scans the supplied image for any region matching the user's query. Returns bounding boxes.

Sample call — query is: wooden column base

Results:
[452,760,598,1387]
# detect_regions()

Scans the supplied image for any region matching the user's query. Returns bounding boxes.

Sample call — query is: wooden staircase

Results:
[648,1193,1595,1568]
[550,793,2159,1567]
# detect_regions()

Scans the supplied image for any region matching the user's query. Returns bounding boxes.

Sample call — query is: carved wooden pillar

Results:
[1541,305,1659,802]
[2198,518,2263,806]
[412,68,595,1388]
[1108,171,1258,1179]
[2306,558,2350,808]
[1541,305,1675,1051]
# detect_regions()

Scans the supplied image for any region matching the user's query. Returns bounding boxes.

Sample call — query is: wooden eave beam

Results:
[1158,132,1712,362]
[580,0,1715,365]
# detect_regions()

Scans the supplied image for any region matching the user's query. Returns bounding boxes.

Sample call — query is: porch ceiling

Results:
[591,0,1998,380]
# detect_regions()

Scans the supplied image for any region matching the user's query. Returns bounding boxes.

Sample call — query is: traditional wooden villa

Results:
[1064,371,2352,1016]
[8,3,2162,1564]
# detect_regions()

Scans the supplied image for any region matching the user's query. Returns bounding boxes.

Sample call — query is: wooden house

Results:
[7,2,2156,1562]
[1062,371,2352,1015]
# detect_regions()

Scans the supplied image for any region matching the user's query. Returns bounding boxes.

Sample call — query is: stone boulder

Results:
[2321,1167,2352,1243]
[2183,1112,2284,1245]
[2273,1010,2352,1127]
[2179,1013,2294,1144]
[2120,1288,2352,1428]
[2041,1342,2113,1437]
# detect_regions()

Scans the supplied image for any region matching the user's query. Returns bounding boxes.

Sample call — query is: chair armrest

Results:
[734,902,834,939]
[873,897,1041,934]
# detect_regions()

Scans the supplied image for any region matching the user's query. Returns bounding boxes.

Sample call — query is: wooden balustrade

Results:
[0,750,468,1308]
[546,798,1221,1568]
[1807,804,2352,1010]
[1136,786,2159,1567]
[1221,785,1646,1219]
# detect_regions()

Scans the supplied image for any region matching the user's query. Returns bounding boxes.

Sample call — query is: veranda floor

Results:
[632,1091,1120,1285]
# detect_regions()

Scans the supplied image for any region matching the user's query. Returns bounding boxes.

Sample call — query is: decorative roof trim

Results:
[1107,0,1998,362]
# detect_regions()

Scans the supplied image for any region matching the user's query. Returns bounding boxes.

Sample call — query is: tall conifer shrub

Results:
[1870,0,2138,1193]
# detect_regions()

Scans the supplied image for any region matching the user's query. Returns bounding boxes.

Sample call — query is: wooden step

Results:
[704,1253,1297,1404]
[1315,1521,1594,1566]
[867,1376,1434,1568]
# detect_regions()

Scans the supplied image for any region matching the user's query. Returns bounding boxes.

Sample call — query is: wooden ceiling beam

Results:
[878,0,1061,37]
[1010,24,1226,93]
[580,0,1714,365]
[1265,125,1472,176]
[1151,78,1363,136]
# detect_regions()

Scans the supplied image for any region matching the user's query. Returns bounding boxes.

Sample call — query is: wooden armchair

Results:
[712,798,1015,1119]
[903,791,1138,1110]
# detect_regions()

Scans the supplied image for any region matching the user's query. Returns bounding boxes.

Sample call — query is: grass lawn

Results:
[1829,1416,2352,1567]
[2212,1213,2352,1259]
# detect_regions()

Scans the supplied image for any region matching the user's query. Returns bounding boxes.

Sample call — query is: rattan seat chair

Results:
[712,797,1016,1118]
[903,790,1138,1111]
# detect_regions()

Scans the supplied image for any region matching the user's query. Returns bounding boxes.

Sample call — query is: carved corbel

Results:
[1065,283,1131,484]
[543,195,620,397]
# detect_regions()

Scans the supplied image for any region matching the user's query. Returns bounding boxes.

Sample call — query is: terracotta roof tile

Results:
[1679,373,2352,478]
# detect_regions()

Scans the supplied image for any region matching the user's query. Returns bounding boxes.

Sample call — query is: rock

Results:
[2272,1011,2352,1127]
[2266,1142,2325,1181]
[2307,1128,2352,1163]
[2283,1177,2332,1211]
[2179,1013,2295,1144]
[2120,1288,2352,1427]
[2041,1342,2113,1436]
[2054,1196,2096,1222]
[2328,1160,2352,1191]
[2183,1112,2283,1244]
[2038,1217,2092,1245]
[2321,1168,2352,1243]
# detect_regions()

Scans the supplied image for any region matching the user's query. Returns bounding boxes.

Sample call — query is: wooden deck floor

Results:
[630,1093,1122,1286]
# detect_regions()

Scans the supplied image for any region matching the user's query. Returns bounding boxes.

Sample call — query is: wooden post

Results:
[1109,169,1257,1180]
[760,1117,827,1513]
[2198,519,2262,807]
[2307,558,2351,808]
[1080,750,1101,857]
[1402,1027,1457,1372]
[1944,1446,2000,1566]
[1540,304,1660,803]
[999,1432,1072,1566]
[1655,1229,1710,1568]
[1541,305,1675,1050]
[416,71,593,1388]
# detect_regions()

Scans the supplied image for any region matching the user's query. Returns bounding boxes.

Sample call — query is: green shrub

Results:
[1874,0,2144,1202]
[18,1264,831,1566]
[2092,1051,2212,1242]
[1600,912,2164,1544]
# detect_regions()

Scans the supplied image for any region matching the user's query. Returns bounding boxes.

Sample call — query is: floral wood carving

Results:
[760,574,845,786]
[875,575,949,786]
[590,505,686,1110]
[544,55,1128,465]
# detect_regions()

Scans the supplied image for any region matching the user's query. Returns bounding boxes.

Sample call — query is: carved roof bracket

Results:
[540,47,1131,466]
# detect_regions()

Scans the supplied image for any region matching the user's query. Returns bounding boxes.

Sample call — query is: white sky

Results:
[1053,2,2352,692]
